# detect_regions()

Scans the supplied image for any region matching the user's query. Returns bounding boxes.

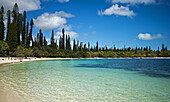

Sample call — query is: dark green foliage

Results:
[59,36,62,49]
[67,35,71,51]
[32,47,45,57]
[0,6,5,41]
[0,41,9,56]
[29,18,34,47]
[51,30,54,45]
[12,3,21,45]
[162,44,164,52]
[96,41,98,51]
[6,10,11,42]
[73,39,76,52]
[66,34,68,50]
[7,23,18,50]
[12,45,33,58]
[88,42,90,51]
[16,13,22,45]
[39,29,43,47]
[22,11,26,45]
[62,28,65,49]
[44,37,47,47]
[26,21,29,48]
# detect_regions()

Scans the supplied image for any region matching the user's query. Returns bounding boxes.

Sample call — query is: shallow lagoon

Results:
[0,59,170,102]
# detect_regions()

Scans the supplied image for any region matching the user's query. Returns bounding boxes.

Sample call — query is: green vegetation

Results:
[0,3,170,58]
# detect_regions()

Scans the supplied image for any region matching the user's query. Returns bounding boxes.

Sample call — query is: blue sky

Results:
[1,0,170,50]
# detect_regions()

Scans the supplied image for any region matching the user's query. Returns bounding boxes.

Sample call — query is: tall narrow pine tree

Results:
[39,29,43,47]
[51,30,54,45]
[29,18,34,47]
[22,11,26,45]
[62,28,65,49]
[0,6,5,41]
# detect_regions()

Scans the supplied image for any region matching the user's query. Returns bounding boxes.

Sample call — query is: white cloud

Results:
[57,25,72,31]
[51,11,75,18]
[107,0,155,4]
[58,0,69,3]
[54,31,78,39]
[137,33,166,40]
[0,0,41,12]
[98,4,136,17]
[34,11,74,31]
[92,31,96,34]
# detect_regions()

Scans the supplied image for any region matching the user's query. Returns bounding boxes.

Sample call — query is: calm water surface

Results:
[0,59,170,102]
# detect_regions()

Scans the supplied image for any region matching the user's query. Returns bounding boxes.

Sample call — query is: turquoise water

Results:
[0,59,170,102]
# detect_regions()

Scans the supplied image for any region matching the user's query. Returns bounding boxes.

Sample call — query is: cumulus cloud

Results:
[107,0,155,4]
[54,31,78,39]
[98,4,136,17]
[137,33,166,40]
[0,0,41,12]
[34,11,74,31]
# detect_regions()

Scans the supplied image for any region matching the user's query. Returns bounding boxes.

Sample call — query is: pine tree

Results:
[96,41,98,51]
[83,44,86,51]
[44,37,47,47]
[162,44,164,52]
[165,46,167,51]
[51,30,54,45]
[39,29,43,47]
[26,21,29,47]
[12,3,21,45]
[7,23,18,50]
[157,47,159,57]
[0,6,5,41]
[80,42,83,51]
[12,3,19,24]
[135,46,138,54]
[77,40,79,51]
[62,28,65,49]
[67,35,71,50]
[73,39,76,52]
[106,46,108,52]
[149,46,151,53]
[36,33,40,47]
[66,34,68,50]
[29,18,34,47]
[17,13,22,45]
[59,36,62,49]
[88,42,90,51]
[6,10,11,42]
[22,11,26,45]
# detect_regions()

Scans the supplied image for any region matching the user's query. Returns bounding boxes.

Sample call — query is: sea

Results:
[0,59,170,102]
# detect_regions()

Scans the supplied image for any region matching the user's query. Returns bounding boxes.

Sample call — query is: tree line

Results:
[0,3,170,58]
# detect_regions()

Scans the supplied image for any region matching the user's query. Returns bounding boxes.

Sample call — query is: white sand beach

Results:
[0,57,170,65]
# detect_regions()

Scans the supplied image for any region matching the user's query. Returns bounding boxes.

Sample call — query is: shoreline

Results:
[0,57,170,65]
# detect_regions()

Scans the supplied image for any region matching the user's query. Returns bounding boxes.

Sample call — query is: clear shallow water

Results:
[0,59,170,102]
